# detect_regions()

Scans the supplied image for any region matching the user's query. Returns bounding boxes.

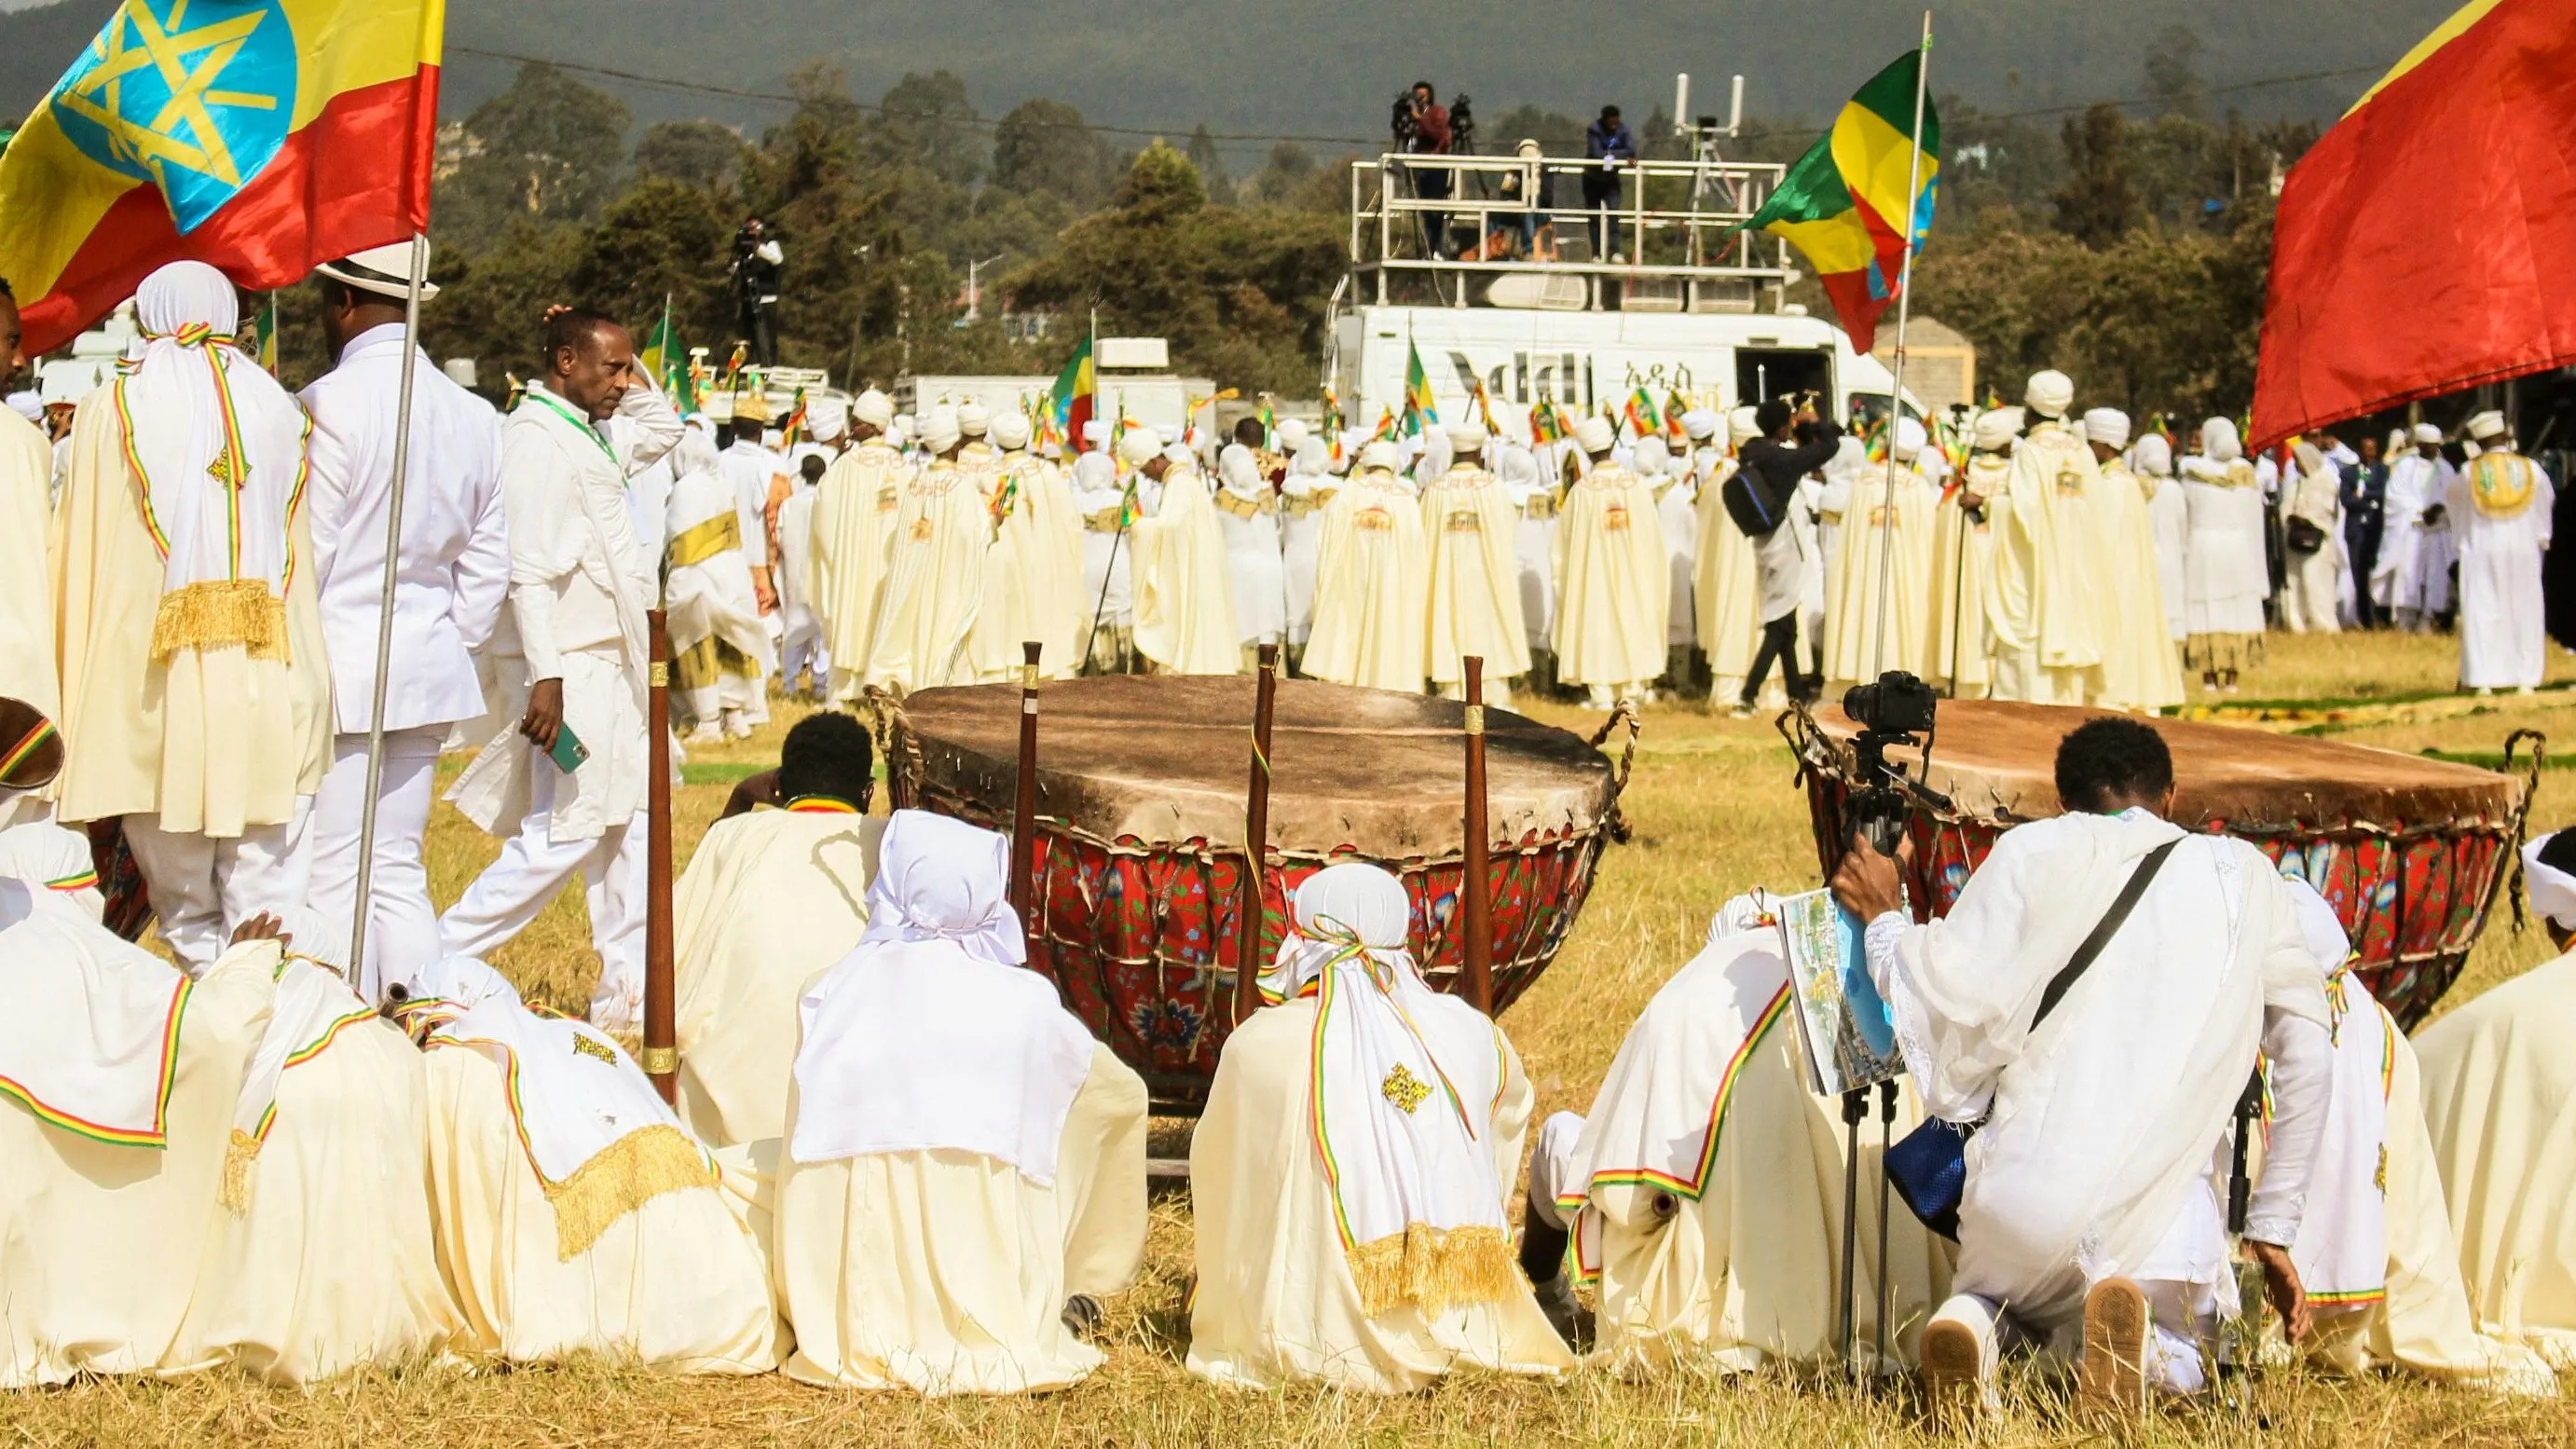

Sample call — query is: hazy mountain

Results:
[5,0,2457,168]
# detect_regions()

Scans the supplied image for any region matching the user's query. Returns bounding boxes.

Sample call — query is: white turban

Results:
[2132,433,2173,477]
[1276,417,1309,450]
[1633,435,1669,476]
[805,394,849,442]
[1292,434,1330,476]
[1727,405,1761,447]
[2024,369,2075,420]
[1218,442,1264,494]
[1444,419,1486,452]
[1081,418,1110,447]
[2526,830,2576,932]
[853,388,895,429]
[957,402,992,438]
[2412,422,2443,444]
[1494,444,1538,487]
[990,411,1030,450]
[2199,417,2242,463]
[1114,425,1161,466]
[920,408,963,456]
[1357,440,1400,472]
[1682,409,1720,442]
[1574,416,1615,455]
[1894,417,1927,462]
[791,810,1091,1179]
[2466,409,2508,443]
[2083,407,2131,450]
[1971,408,2019,451]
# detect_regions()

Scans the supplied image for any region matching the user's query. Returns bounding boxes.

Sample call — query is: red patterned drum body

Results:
[891,677,1627,1109]
[1793,702,2534,1029]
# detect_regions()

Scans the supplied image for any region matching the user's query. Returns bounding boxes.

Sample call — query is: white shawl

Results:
[1254,862,1513,1318]
[788,810,1095,1181]
[0,879,194,1147]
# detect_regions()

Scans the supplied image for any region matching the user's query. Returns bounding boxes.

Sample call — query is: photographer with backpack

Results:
[1724,397,1841,715]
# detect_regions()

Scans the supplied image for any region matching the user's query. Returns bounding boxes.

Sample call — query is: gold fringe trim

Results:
[1345,1222,1516,1319]
[541,1124,713,1262]
[151,579,287,665]
[221,1128,260,1216]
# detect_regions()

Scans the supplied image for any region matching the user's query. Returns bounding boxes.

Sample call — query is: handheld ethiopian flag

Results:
[0,0,445,357]
[1733,43,1939,355]
[1050,335,1097,450]
[1403,339,1437,436]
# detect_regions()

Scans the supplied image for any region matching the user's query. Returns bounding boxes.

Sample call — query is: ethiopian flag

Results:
[0,0,445,357]
[2254,0,2576,446]
[1403,340,1437,436]
[1733,47,1938,356]
[1050,336,1097,450]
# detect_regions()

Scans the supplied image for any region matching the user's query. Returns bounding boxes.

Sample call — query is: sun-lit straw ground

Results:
[14,632,2576,1446]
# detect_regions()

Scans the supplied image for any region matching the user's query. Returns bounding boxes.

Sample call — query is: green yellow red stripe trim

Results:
[246,1006,377,1147]
[2309,1287,2389,1306]
[784,795,858,813]
[45,868,99,891]
[0,718,58,780]
[0,977,192,1147]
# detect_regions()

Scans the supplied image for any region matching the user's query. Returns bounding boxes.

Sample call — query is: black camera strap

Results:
[2029,837,2182,1032]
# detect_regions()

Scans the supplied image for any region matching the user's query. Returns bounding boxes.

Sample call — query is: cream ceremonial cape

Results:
[1305,472,1430,692]
[1130,464,1241,676]
[2415,952,2576,1368]
[0,929,272,1387]
[812,440,910,703]
[673,806,882,1147]
[1692,458,1761,686]
[967,453,1086,681]
[1422,465,1531,688]
[1926,461,1999,694]
[1560,916,1950,1374]
[1552,464,1669,688]
[52,388,331,833]
[776,1040,1149,1393]
[2089,463,2186,711]
[1185,995,1573,1392]
[1984,424,2106,704]
[1821,463,1936,685]
[419,1044,783,1371]
[170,951,458,1383]
[0,407,55,724]
[867,461,988,692]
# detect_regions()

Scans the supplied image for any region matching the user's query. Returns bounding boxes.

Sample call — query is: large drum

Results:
[1791,701,2539,1029]
[884,676,1633,1109]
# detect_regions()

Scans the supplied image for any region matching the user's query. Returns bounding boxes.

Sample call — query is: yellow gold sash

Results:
[667,512,742,569]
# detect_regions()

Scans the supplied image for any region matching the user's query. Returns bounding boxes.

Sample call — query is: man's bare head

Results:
[543,308,632,422]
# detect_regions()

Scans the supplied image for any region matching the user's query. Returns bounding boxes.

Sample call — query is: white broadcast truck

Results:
[1328,144,1916,438]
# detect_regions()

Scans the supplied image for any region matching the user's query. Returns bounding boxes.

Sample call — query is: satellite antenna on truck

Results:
[1675,73,1750,227]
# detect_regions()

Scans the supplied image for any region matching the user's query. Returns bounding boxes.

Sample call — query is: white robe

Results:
[2145,472,2189,642]
[2180,458,2271,640]
[2450,454,2554,689]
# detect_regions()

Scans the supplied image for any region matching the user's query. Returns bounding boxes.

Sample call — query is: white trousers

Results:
[438,759,647,1029]
[306,727,445,1005]
[781,628,828,696]
[124,802,312,977]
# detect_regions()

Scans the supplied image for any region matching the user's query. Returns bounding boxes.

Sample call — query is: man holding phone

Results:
[441,306,680,1029]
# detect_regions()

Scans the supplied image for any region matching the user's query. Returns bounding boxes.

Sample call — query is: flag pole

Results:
[346,233,428,1003]
[1868,11,1934,681]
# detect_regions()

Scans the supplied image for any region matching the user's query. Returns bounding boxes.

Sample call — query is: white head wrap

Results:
[2024,369,2075,419]
[791,811,1094,1182]
[1894,417,1928,463]
[852,388,895,430]
[0,874,196,1147]
[1114,425,1160,466]
[0,821,104,921]
[990,410,1031,450]
[2466,409,2508,443]
[1081,418,1110,448]
[2132,433,2174,477]
[1218,442,1265,496]
[2412,422,2443,445]
[2200,417,2243,463]
[804,394,849,443]
[1726,405,1760,448]
[119,261,309,661]
[1276,417,1309,450]
[1254,864,1514,1316]
[1357,440,1400,473]
[957,402,992,438]
[1574,416,1615,455]
[1633,435,1669,476]
[920,408,964,456]
[2084,407,2131,450]
[2524,830,2576,932]
[1291,435,1330,476]
[1443,419,1486,453]
[1494,444,1538,488]
[1972,408,2018,451]
[1682,409,1720,442]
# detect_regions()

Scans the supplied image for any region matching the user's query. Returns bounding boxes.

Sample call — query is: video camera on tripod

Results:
[1840,669,1939,856]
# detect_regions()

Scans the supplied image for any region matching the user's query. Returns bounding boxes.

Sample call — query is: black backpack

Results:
[1722,463,1790,538]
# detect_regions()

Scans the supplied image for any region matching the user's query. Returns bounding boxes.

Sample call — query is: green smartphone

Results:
[547,723,590,773]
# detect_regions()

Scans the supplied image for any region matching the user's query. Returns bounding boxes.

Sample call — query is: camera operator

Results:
[731,215,785,365]
[1583,104,1638,261]
[1730,397,1842,716]
[1395,81,1454,262]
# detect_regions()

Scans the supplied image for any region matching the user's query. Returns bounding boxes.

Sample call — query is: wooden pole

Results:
[642,608,678,1103]
[1009,640,1043,944]
[1462,655,1494,1014]
[1233,643,1281,1026]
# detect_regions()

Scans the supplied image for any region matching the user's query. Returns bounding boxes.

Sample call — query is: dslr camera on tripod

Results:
[1841,670,1939,855]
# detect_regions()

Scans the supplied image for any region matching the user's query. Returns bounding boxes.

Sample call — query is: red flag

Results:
[2252,0,2576,449]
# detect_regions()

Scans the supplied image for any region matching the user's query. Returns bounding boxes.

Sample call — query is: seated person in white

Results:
[394,955,782,1372]
[774,809,1148,1393]
[1186,862,1574,1391]
[169,906,459,1382]
[673,711,884,1146]
[1524,890,1951,1374]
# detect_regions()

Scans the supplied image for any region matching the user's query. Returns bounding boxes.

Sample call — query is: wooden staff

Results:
[1009,640,1043,941]
[642,608,678,1103]
[1232,643,1281,1026]
[1462,655,1494,1014]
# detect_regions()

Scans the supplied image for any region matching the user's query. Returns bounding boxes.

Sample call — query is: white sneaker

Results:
[1921,1293,1999,1431]
[2079,1276,2151,1422]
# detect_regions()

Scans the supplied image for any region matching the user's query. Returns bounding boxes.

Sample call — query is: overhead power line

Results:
[444,43,2387,153]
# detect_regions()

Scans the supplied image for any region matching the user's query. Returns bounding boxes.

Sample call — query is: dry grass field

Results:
[12,631,2576,1446]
